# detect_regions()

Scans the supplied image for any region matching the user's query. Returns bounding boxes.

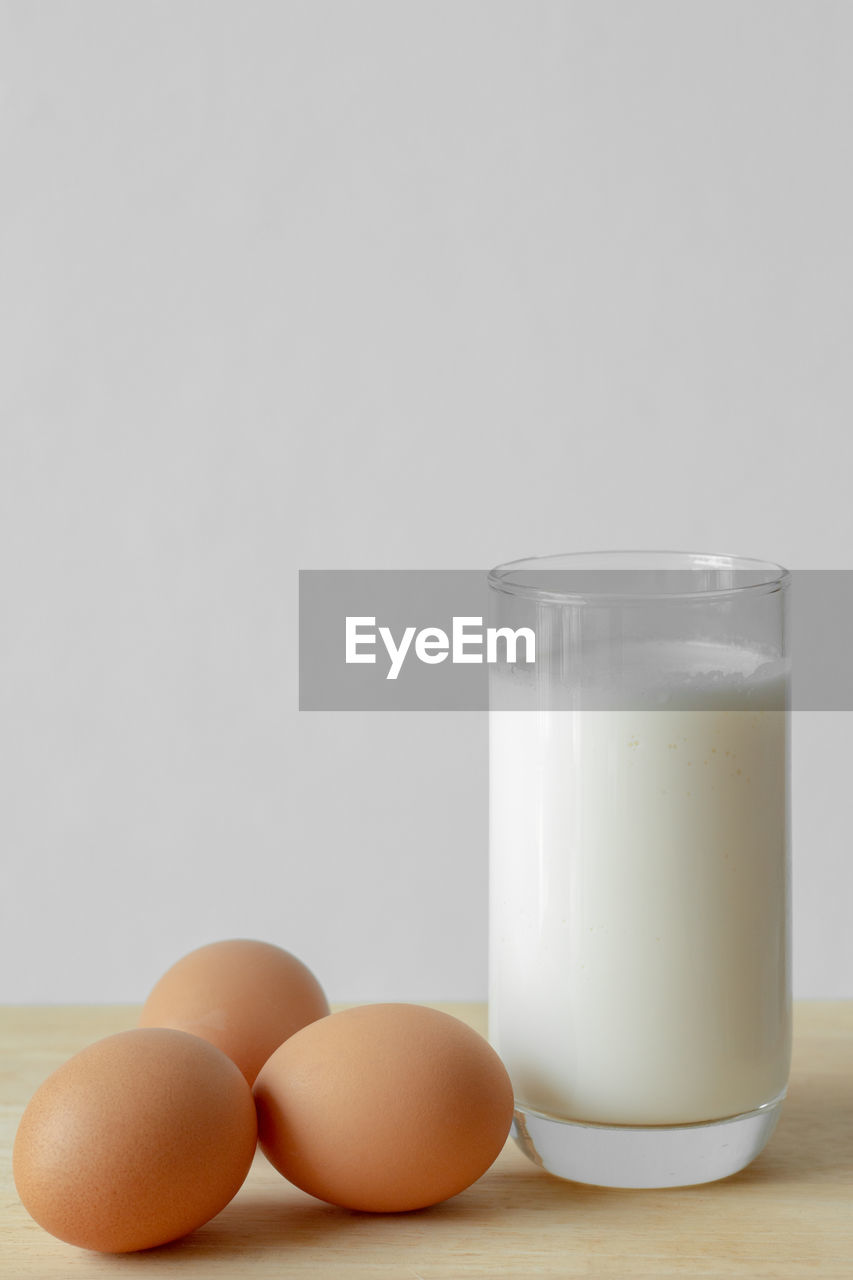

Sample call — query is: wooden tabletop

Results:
[2,1002,851,1278]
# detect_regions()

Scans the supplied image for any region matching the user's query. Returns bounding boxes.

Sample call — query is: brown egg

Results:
[13,1028,257,1253]
[253,1002,514,1213]
[139,938,330,1084]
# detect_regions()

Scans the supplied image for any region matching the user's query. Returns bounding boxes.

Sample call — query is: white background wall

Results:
[1,1,850,1003]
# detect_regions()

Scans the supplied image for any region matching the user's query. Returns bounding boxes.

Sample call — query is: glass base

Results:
[512,1093,785,1189]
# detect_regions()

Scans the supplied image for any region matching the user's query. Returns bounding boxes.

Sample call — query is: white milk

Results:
[489,643,790,1126]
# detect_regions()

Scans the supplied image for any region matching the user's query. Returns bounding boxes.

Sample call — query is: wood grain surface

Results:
[2,1002,851,1278]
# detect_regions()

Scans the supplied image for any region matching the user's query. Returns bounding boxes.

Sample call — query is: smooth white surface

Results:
[490,659,790,1123]
[1,2,851,1000]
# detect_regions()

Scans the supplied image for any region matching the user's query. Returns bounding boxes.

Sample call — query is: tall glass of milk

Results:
[488,551,791,1188]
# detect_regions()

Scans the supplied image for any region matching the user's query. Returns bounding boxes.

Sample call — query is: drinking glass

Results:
[488,550,791,1187]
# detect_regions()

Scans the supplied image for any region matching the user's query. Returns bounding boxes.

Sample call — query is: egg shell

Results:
[139,938,330,1084]
[13,1027,257,1253]
[253,1002,514,1213]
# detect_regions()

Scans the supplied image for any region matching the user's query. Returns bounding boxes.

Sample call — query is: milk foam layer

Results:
[489,647,790,1126]
[496,639,789,711]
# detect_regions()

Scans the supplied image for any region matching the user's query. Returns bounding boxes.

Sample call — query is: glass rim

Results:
[487,549,791,604]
